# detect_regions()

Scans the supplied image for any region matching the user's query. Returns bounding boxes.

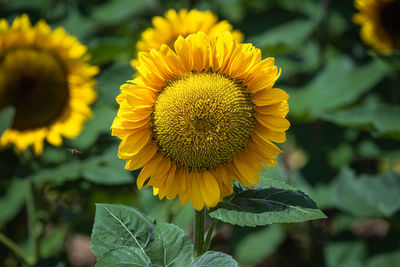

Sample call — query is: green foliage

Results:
[39,226,67,258]
[334,168,400,217]
[91,0,150,25]
[367,251,400,267]
[68,105,116,150]
[91,204,193,266]
[289,57,390,119]
[234,224,285,265]
[91,204,238,267]
[250,19,316,55]
[30,145,132,186]
[0,106,14,135]
[289,172,337,209]
[325,241,366,267]
[0,179,27,227]
[320,96,400,139]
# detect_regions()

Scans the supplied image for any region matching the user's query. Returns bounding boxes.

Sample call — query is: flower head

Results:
[0,15,98,155]
[113,31,289,210]
[354,0,400,54]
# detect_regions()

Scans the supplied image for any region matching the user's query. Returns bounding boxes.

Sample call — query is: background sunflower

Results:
[0,1,399,267]
[0,15,98,155]
[354,0,400,54]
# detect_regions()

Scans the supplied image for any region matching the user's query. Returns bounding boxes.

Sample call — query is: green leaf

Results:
[30,145,132,186]
[320,96,400,138]
[57,12,95,39]
[91,204,192,267]
[40,226,67,258]
[82,159,132,185]
[257,175,296,190]
[0,106,14,136]
[0,179,27,227]
[367,251,400,267]
[82,146,133,185]
[172,203,194,231]
[96,62,133,105]
[189,251,238,267]
[288,57,389,119]
[370,50,400,70]
[325,241,366,267]
[95,247,150,267]
[91,203,155,259]
[277,41,319,81]
[146,223,193,267]
[31,160,82,186]
[249,19,316,55]
[89,38,133,66]
[328,144,355,169]
[209,180,326,227]
[334,168,400,217]
[234,224,285,265]
[91,0,150,25]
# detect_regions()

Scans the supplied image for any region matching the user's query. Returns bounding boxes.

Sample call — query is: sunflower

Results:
[131,9,243,68]
[354,0,400,54]
[113,31,289,210]
[0,15,98,155]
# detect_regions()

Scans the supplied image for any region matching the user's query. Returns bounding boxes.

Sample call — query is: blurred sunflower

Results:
[131,9,243,68]
[113,31,289,210]
[0,15,98,155]
[354,0,400,54]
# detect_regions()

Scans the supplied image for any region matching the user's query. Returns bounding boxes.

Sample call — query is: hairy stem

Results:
[26,179,39,263]
[193,208,205,258]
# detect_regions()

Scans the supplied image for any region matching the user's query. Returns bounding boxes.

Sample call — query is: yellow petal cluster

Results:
[0,15,98,155]
[113,31,289,210]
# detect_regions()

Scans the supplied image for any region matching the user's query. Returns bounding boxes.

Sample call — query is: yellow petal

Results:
[125,142,157,170]
[199,171,220,208]
[190,172,205,210]
[118,128,152,158]
[252,88,289,106]
[136,153,163,189]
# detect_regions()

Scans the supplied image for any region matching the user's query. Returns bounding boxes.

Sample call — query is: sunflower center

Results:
[0,48,69,130]
[380,0,400,42]
[152,72,255,172]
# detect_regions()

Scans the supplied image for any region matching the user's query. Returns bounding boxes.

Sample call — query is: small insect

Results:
[67,148,82,157]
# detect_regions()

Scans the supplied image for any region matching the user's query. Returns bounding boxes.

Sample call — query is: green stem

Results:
[26,179,39,263]
[193,209,205,258]
[0,232,34,266]
[202,218,218,254]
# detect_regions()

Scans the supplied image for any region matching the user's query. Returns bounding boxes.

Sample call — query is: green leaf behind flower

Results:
[320,96,400,139]
[288,57,389,119]
[0,106,14,136]
[234,224,285,265]
[334,167,400,217]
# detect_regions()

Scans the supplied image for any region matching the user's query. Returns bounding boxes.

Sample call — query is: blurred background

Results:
[0,0,399,266]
